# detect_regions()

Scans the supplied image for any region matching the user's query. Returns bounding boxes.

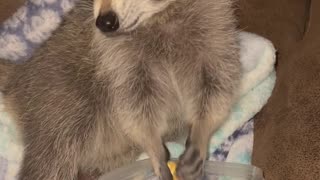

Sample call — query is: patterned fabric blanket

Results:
[0,0,276,179]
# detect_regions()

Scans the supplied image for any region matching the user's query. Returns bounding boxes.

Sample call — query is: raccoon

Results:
[0,0,241,179]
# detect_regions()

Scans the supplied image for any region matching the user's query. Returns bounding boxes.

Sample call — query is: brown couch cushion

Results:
[0,0,25,23]
[237,0,309,52]
[238,0,320,179]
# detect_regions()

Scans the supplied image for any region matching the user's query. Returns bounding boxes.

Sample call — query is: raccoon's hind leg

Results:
[19,140,79,180]
[17,111,96,180]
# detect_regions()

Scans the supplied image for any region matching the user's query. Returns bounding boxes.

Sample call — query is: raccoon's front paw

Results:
[158,162,173,180]
[176,145,204,180]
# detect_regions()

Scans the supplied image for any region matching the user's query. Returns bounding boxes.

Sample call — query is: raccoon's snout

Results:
[96,11,120,32]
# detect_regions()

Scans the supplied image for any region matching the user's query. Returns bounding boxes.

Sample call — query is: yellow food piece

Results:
[167,161,178,180]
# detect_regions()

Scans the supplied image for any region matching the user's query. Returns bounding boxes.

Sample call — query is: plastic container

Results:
[99,159,264,180]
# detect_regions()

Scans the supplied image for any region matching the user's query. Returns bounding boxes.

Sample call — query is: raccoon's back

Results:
[2,2,99,121]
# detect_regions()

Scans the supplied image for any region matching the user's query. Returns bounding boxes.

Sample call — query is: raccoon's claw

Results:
[176,145,204,180]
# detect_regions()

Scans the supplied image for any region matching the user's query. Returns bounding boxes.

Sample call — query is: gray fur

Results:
[0,0,241,179]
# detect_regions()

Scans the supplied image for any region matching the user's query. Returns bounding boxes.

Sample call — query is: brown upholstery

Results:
[0,0,25,23]
[237,0,320,179]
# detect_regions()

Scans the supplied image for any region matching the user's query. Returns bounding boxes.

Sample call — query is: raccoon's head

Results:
[94,0,175,33]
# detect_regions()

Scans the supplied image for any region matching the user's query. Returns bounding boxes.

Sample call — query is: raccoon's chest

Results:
[125,32,203,91]
[105,32,204,101]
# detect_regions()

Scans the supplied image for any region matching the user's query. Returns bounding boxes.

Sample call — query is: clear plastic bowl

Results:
[99,159,264,180]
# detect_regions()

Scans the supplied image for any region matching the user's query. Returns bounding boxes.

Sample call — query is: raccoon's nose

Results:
[96,11,119,32]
